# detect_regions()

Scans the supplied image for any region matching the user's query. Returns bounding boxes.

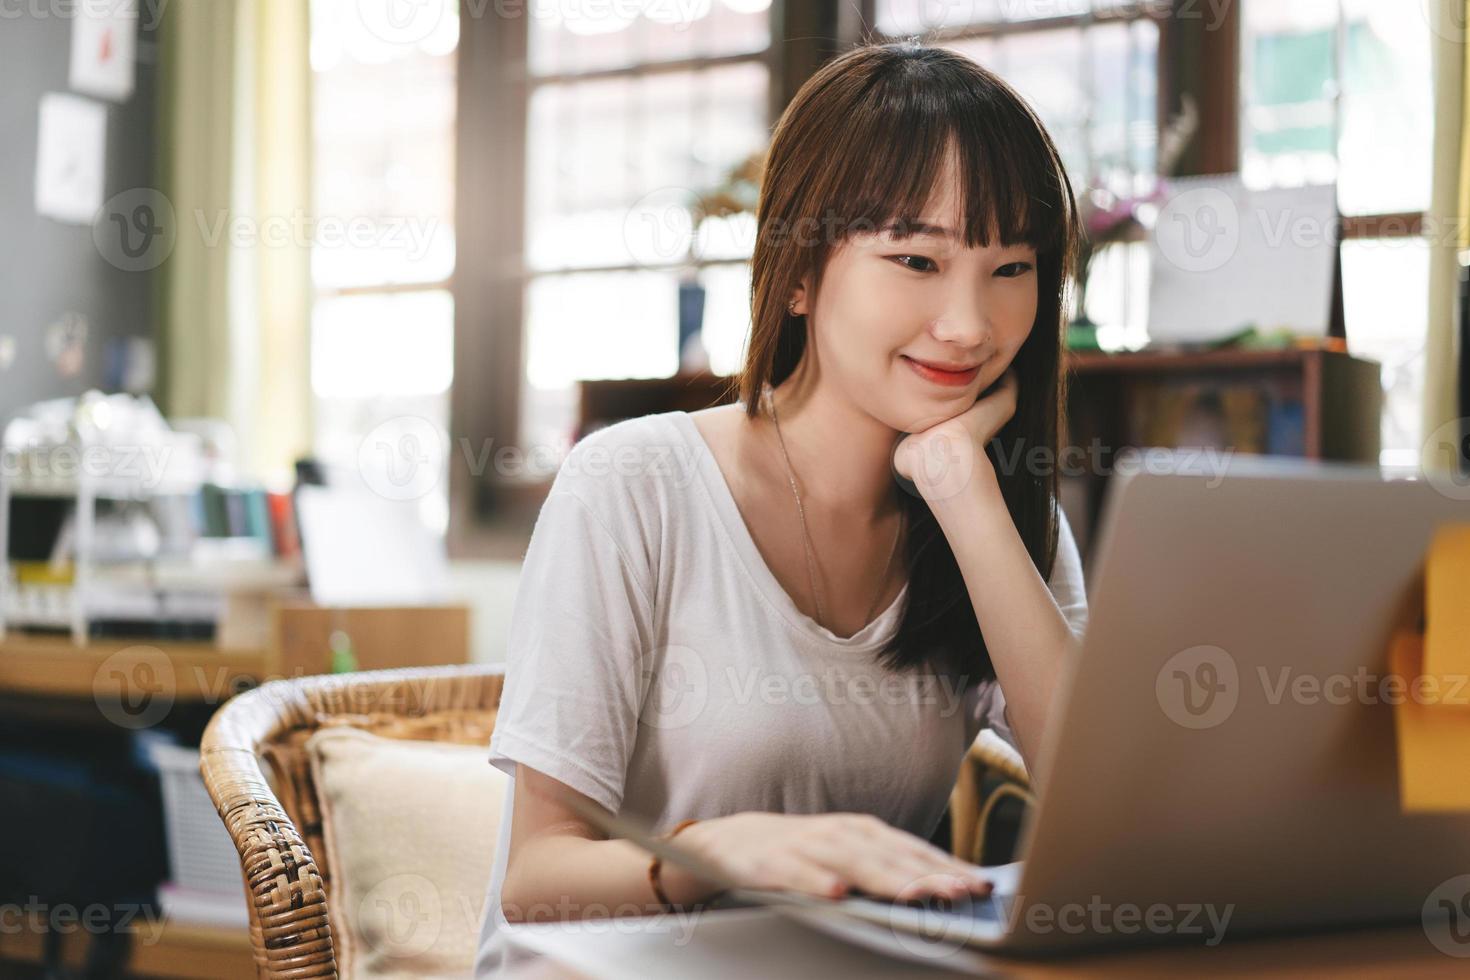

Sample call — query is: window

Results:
[875,1,1163,349]
[518,3,774,456]
[1243,0,1433,215]
[1243,0,1435,465]
[308,0,459,530]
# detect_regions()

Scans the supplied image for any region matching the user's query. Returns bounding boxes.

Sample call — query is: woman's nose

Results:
[929,293,992,351]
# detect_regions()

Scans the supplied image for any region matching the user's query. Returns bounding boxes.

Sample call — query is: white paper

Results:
[295,484,450,606]
[1148,176,1338,344]
[34,93,107,225]
[69,0,137,102]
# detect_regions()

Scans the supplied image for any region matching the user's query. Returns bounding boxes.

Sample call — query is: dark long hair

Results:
[736,41,1080,688]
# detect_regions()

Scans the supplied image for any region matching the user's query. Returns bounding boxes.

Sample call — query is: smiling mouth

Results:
[901,355,982,388]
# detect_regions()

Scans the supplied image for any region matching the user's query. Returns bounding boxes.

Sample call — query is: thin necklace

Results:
[762,384,904,632]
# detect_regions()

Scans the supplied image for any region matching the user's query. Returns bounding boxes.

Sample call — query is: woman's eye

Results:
[892,255,937,273]
[995,262,1034,278]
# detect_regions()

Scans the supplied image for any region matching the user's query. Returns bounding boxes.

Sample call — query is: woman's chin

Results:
[893,387,980,430]
[892,404,967,433]
[865,375,981,433]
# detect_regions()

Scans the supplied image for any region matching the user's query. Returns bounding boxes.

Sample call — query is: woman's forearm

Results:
[500,829,722,923]
[926,463,1080,775]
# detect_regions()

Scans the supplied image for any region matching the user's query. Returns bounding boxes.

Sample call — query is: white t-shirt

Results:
[473,410,1088,977]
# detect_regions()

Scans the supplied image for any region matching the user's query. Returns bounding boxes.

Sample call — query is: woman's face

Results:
[794,158,1040,434]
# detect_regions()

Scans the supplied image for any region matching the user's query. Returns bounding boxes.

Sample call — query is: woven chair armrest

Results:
[969,728,1030,788]
[201,677,336,979]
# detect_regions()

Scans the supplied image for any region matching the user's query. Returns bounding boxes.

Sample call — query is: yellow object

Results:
[1392,525,1470,812]
[13,561,74,586]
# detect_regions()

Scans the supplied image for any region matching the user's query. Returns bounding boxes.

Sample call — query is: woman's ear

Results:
[788,280,809,317]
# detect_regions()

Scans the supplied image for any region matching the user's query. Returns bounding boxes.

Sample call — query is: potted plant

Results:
[1070,94,1199,351]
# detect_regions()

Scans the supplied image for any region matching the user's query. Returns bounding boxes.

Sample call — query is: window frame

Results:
[517,50,773,391]
[450,2,843,556]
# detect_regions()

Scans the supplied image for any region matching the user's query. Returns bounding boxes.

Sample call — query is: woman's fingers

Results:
[794,817,993,902]
[959,366,1019,443]
[801,837,942,900]
[889,835,994,884]
[838,814,975,870]
[712,812,996,904]
[850,821,994,896]
[876,848,992,901]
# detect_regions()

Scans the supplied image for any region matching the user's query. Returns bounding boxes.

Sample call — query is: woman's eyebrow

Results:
[876,221,1036,252]
[879,220,955,241]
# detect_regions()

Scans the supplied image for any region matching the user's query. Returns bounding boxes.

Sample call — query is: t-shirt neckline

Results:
[667,409,908,649]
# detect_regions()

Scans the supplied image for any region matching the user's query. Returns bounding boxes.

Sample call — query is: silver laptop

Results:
[562,452,1470,956]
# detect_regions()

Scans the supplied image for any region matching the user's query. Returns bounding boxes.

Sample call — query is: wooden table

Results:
[993,924,1460,977]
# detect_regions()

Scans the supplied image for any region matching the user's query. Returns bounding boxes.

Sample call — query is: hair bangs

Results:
[818,49,1072,259]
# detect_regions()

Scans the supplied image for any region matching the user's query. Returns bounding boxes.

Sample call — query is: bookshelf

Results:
[1060,346,1381,560]
[0,605,471,700]
[1065,347,1381,463]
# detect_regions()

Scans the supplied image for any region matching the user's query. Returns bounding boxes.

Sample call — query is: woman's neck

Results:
[761,362,903,524]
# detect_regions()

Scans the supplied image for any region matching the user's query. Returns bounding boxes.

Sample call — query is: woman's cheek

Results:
[1000,291,1039,346]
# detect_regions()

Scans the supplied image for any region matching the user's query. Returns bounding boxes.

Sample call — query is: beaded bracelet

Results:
[647,818,701,912]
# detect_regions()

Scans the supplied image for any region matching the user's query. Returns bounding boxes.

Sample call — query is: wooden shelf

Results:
[0,604,471,701]
[131,921,254,979]
[578,372,735,438]
[1062,346,1381,464]
[1067,346,1348,375]
[0,634,270,700]
[0,917,253,979]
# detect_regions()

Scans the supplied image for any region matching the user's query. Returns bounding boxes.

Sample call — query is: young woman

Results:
[475,41,1088,975]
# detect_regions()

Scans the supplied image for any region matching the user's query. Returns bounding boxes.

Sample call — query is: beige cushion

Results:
[306,726,507,979]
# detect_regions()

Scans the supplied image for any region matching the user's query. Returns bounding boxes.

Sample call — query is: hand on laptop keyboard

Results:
[662,811,995,906]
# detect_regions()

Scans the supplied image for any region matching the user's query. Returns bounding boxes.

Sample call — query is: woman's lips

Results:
[901,354,981,388]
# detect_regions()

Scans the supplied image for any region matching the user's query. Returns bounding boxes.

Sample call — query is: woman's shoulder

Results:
[547,411,703,518]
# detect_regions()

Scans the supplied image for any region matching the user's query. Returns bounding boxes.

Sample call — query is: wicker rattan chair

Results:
[199,664,507,978]
[950,731,1035,866]
[200,663,1027,977]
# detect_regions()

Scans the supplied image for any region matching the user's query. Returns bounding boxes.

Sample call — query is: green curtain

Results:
[157,0,312,484]
[1424,0,1467,472]
[157,0,236,426]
